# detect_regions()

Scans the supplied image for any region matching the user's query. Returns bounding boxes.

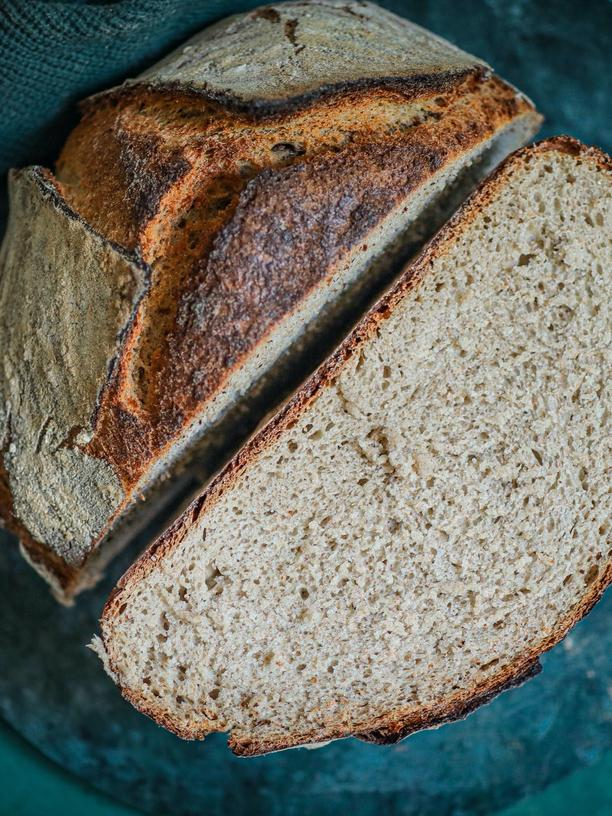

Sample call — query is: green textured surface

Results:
[0,1,611,814]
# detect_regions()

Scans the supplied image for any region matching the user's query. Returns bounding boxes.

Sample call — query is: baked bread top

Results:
[130,0,486,110]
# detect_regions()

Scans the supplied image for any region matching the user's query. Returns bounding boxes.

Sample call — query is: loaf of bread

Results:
[94,138,611,755]
[0,1,540,601]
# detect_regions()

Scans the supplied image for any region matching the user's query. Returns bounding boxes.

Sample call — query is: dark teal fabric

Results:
[0,1,260,176]
[0,0,610,232]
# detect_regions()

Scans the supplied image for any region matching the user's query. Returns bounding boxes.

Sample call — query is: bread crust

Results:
[115,1,491,114]
[1,1,540,598]
[86,77,535,490]
[100,136,612,755]
[0,168,149,597]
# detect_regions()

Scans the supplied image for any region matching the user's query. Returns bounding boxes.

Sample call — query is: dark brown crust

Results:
[115,127,192,233]
[81,75,535,490]
[89,67,489,121]
[5,66,538,597]
[71,73,518,252]
[100,136,612,755]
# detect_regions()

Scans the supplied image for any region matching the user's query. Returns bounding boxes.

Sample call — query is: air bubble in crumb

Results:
[205,565,222,590]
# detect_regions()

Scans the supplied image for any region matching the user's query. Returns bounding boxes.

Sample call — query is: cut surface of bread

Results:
[0,1,540,600]
[97,138,611,756]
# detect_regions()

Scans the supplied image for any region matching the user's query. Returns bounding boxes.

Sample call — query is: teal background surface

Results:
[2,718,612,816]
[0,1,611,814]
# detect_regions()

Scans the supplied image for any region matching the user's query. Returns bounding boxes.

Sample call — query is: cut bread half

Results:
[96,137,611,755]
[0,1,541,601]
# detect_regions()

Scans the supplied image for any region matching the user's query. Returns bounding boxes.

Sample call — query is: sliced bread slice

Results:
[96,137,611,755]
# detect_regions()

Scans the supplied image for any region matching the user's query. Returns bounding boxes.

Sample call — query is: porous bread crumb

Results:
[101,146,611,753]
[101,143,611,751]
[101,145,611,753]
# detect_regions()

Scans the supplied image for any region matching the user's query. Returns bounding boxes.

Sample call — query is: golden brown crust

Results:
[59,76,536,492]
[5,71,537,600]
[100,136,612,755]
